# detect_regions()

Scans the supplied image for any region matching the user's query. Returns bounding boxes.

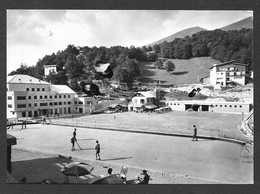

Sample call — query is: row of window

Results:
[214,105,243,108]
[26,88,47,92]
[75,101,84,105]
[21,107,72,117]
[8,101,72,109]
[13,95,71,100]
[166,103,180,106]
[162,102,244,108]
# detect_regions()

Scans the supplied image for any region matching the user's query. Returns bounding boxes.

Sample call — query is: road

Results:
[8,123,253,184]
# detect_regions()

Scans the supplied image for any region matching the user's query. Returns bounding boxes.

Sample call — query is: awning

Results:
[144,104,157,109]
[7,134,17,146]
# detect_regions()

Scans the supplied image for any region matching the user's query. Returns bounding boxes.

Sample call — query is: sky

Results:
[7,10,253,74]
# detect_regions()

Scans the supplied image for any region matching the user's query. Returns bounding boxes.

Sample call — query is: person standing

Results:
[71,136,76,151]
[21,120,27,130]
[73,128,77,139]
[95,140,101,160]
[192,125,198,141]
[43,116,47,125]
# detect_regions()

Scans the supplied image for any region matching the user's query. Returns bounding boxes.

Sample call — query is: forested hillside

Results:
[9,28,253,91]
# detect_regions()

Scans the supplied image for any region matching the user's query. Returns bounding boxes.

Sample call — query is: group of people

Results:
[105,167,150,184]
[70,128,101,160]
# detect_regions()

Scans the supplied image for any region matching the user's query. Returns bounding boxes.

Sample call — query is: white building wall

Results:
[44,66,57,76]
[7,77,78,119]
[210,66,217,86]
[161,100,251,114]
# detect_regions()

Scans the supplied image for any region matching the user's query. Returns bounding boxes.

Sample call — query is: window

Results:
[230,105,232,107]
[37,88,40,91]
[45,95,47,99]
[140,99,145,104]
[59,95,62,98]
[240,105,242,108]
[55,95,57,99]
[42,88,45,91]
[26,88,29,91]
[64,102,66,105]
[28,96,31,100]
[40,96,43,99]
[17,104,26,108]
[224,105,227,107]
[234,105,237,108]
[59,102,62,105]
[49,102,53,106]
[40,103,47,106]
[17,96,26,100]
[8,104,12,108]
[8,96,12,100]
[178,103,180,105]
[28,104,31,107]
[32,88,35,91]
[220,105,222,107]
[174,103,176,105]
[54,102,57,105]
[34,103,37,107]
[215,105,218,107]
[79,102,83,104]
[68,95,70,98]
[50,95,52,99]
[75,101,77,105]
[64,95,66,98]
[34,96,37,99]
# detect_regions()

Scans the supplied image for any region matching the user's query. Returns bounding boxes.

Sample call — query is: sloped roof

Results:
[7,74,50,85]
[50,85,76,94]
[134,91,156,98]
[210,60,248,69]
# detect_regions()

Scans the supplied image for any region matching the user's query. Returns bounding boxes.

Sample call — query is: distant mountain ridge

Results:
[220,16,253,31]
[146,17,253,47]
[147,26,207,47]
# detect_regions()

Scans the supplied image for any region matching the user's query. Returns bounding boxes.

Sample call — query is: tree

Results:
[45,71,68,85]
[154,60,163,69]
[164,60,175,72]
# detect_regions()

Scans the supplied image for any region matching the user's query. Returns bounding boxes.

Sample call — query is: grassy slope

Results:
[139,57,221,85]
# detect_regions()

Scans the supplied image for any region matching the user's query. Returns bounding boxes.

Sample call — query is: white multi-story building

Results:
[6,74,96,119]
[43,65,59,77]
[210,60,248,88]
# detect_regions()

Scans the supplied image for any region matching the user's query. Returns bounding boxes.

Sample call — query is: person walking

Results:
[192,125,198,141]
[95,140,101,160]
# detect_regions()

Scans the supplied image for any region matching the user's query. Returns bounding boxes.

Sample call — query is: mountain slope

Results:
[220,17,253,31]
[147,26,207,47]
[139,57,221,85]
[146,17,253,47]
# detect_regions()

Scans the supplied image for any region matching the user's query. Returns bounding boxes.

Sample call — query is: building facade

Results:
[7,74,99,119]
[210,60,248,87]
[160,99,252,114]
[128,91,157,112]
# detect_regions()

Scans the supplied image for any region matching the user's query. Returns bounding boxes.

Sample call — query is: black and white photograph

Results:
[5,9,254,186]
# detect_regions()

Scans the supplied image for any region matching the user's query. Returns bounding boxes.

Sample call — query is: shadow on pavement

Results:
[77,139,97,141]
[101,156,133,161]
